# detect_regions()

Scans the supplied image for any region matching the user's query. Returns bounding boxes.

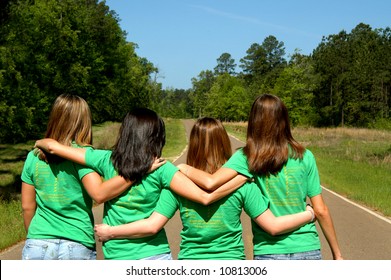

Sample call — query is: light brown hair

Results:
[244,94,305,176]
[39,94,92,162]
[187,117,232,173]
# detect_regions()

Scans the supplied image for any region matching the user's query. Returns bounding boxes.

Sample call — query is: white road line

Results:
[321,186,391,224]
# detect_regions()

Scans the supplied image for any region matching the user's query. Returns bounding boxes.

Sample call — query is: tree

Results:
[191,70,215,118]
[273,50,319,126]
[0,0,156,142]
[205,74,249,121]
[214,52,236,75]
[239,35,286,90]
[312,30,350,126]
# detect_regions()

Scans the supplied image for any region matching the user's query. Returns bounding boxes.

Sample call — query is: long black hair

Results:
[111,108,166,182]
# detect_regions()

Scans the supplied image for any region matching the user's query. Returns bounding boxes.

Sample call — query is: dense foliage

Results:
[154,26,391,130]
[0,0,159,143]
[1,1,391,143]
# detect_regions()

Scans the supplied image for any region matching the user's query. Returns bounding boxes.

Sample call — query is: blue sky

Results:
[104,0,391,89]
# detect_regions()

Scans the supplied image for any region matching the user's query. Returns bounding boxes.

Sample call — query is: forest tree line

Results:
[153,24,391,130]
[1,0,391,143]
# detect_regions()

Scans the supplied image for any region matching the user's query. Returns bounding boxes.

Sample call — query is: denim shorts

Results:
[141,253,173,260]
[254,249,322,260]
[22,238,96,260]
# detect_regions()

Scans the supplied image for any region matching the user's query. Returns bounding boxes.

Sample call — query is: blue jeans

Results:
[22,239,96,260]
[141,253,172,260]
[254,249,322,260]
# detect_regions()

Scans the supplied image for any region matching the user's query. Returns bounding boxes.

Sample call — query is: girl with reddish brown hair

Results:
[178,95,343,260]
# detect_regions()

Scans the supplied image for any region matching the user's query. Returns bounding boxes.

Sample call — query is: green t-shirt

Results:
[85,148,178,260]
[21,149,96,249]
[155,182,269,260]
[223,148,321,255]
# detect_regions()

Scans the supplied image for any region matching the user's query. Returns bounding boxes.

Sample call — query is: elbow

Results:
[203,177,219,191]
[199,193,214,206]
[266,228,280,236]
[93,197,105,205]
[145,224,161,236]
[91,193,107,204]
[22,203,36,214]
[314,204,330,220]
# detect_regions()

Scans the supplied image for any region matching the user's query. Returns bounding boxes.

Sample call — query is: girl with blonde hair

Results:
[35,109,246,260]
[21,94,136,260]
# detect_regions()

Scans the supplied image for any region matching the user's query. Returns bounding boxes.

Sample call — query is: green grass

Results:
[0,118,187,252]
[0,199,26,250]
[224,123,391,217]
[0,142,34,251]
[162,118,187,162]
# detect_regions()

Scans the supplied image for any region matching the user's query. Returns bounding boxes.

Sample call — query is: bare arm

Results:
[81,158,165,204]
[177,163,237,191]
[310,194,343,260]
[170,171,247,205]
[35,138,86,164]
[35,139,166,204]
[21,182,37,232]
[253,206,314,236]
[81,173,132,204]
[94,212,169,242]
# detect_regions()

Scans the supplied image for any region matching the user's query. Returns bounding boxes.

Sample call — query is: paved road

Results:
[1,119,390,260]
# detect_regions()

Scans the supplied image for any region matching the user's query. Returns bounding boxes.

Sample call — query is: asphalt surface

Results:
[1,119,390,260]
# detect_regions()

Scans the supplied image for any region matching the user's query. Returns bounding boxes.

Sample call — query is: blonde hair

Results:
[39,94,92,162]
[187,117,232,174]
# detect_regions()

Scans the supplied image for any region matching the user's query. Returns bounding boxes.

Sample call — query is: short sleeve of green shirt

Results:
[223,148,253,178]
[85,148,116,178]
[154,189,179,219]
[303,150,322,198]
[21,149,94,184]
[69,143,96,179]
[241,182,270,219]
[21,151,36,185]
[155,161,179,189]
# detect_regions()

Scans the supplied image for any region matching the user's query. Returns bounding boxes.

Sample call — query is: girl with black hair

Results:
[35,108,246,260]
[94,117,315,260]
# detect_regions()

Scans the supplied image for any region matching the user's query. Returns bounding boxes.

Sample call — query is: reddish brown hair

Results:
[187,117,232,173]
[244,94,304,176]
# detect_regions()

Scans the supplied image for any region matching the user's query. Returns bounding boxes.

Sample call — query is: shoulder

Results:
[160,161,178,171]
[24,149,40,163]
[303,149,316,161]
[85,148,112,159]
[227,148,247,163]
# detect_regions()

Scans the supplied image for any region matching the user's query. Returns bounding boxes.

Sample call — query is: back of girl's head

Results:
[111,108,165,182]
[244,94,304,175]
[187,117,231,173]
[247,94,291,143]
[40,94,92,162]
